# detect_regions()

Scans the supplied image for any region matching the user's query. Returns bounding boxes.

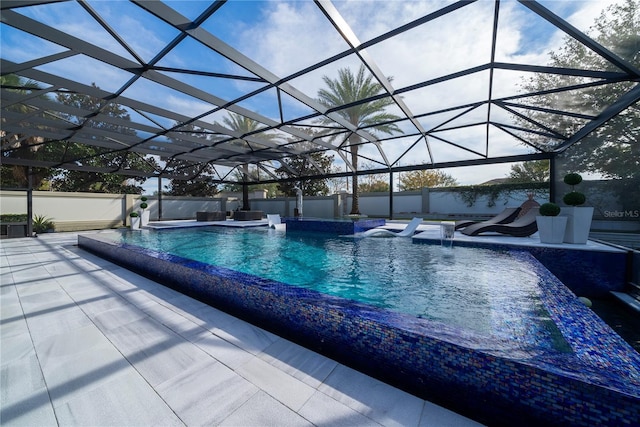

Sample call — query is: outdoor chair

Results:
[267,214,286,231]
[461,208,539,237]
[454,207,521,230]
[362,217,423,238]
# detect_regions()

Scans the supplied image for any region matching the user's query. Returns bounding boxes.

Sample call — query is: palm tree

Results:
[317,65,403,215]
[220,112,265,210]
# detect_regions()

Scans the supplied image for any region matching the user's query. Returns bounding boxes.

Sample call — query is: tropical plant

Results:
[219,167,280,196]
[32,214,55,234]
[218,113,272,209]
[316,65,403,214]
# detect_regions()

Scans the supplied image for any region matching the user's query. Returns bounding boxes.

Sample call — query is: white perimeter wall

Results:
[0,187,551,231]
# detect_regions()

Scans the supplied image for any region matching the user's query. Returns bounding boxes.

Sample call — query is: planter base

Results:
[536,216,567,244]
[562,207,594,244]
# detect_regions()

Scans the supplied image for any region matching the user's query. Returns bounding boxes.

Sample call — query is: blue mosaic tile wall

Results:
[414,238,628,298]
[283,218,385,234]
[79,234,640,426]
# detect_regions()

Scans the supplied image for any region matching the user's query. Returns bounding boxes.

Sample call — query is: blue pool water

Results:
[108,227,566,349]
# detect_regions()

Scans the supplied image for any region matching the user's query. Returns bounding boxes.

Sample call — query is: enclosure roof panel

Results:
[2,0,638,182]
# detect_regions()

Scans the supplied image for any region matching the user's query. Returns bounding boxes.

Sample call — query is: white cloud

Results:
[229,0,614,185]
[7,0,617,189]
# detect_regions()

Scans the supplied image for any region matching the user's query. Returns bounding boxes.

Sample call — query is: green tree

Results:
[276,151,334,196]
[518,0,639,209]
[275,129,335,196]
[164,123,220,196]
[358,162,390,192]
[1,74,54,189]
[398,169,458,191]
[317,65,403,214]
[508,160,550,183]
[359,179,390,193]
[50,83,156,193]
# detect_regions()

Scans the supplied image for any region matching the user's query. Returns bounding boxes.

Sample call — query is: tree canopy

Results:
[518,0,639,209]
[2,79,155,193]
[398,169,458,191]
[276,151,334,196]
[164,123,220,197]
[1,75,59,189]
[508,160,550,183]
[276,129,335,196]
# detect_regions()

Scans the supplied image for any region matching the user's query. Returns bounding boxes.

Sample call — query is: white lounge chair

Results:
[362,217,423,237]
[267,214,286,231]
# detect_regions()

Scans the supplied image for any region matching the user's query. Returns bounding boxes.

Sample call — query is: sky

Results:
[0,0,625,194]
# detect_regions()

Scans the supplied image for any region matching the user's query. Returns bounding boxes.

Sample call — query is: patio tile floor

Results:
[1,232,483,426]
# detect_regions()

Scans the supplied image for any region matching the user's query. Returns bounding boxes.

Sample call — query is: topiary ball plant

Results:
[140,196,148,210]
[563,173,582,186]
[563,172,586,206]
[129,212,139,217]
[563,191,586,206]
[539,202,561,216]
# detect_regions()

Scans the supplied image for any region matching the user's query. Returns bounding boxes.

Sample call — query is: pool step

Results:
[611,282,640,314]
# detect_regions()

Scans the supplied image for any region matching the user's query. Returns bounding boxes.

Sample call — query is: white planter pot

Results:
[140,210,150,226]
[130,216,140,230]
[562,206,594,244]
[536,216,567,244]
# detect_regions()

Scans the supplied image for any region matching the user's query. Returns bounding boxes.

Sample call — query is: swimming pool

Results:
[79,227,640,425]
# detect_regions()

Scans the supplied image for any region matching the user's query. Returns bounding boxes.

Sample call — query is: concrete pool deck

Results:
[1,232,483,426]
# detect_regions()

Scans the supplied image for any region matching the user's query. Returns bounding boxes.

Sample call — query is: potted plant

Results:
[129,211,140,230]
[536,202,567,244]
[139,196,150,226]
[561,173,593,244]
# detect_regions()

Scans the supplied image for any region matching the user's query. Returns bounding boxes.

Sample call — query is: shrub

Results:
[563,191,586,206]
[539,203,561,216]
[563,173,586,206]
[563,173,583,186]
[0,214,28,223]
[33,214,55,234]
[129,212,139,217]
